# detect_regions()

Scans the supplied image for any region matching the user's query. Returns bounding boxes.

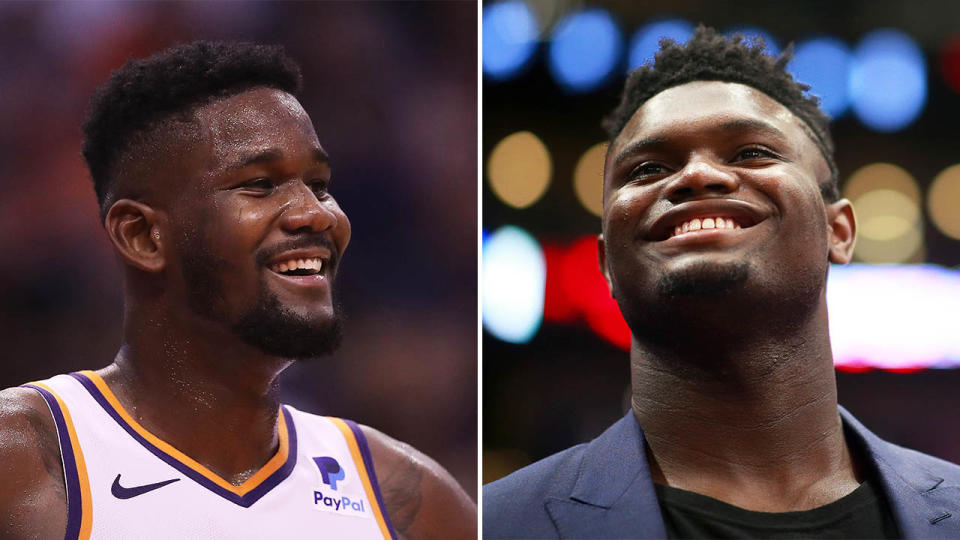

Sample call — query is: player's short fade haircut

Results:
[602,25,840,202]
[82,41,304,219]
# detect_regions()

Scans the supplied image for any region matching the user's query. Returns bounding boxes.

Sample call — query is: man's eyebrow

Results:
[611,136,668,168]
[225,147,331,171]
[611,118,789,168]
[716,118,788,141]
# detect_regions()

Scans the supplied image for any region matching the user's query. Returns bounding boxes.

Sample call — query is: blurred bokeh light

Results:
[849,29,927,132]
[548,8,622,92]
[482,226,546,343]
[789,37,852,118]
[573,142,606,217]
[487,131,552,208]
[483,0,539,80]
[843,163,924,263]
[928,164,960,240]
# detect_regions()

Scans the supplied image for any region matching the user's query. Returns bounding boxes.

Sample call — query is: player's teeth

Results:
[681,222,690,233]
[279,262,289,272]
[689,218,701,231]
[702,218,715,229]
[715,217,726,229]
[674,226,682,237]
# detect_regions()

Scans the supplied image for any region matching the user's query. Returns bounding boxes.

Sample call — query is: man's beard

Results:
[656,260,750,298]
[181,238,343,359]
[232,289,343,359]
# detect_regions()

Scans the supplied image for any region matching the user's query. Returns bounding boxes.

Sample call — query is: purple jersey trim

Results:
[343,419,398,540]
[68,372,297,508]
[21,383,84,540]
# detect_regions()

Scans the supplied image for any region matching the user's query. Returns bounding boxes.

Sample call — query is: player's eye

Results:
[310,180,330,197]
[240,178,275,193]
[629,162,669,180]
[733,147,777,161]
[310,179,330,198]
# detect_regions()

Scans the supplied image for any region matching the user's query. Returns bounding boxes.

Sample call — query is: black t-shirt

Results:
[655,480,900,539]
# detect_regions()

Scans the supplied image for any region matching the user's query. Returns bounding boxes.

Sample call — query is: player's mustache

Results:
[255,234,339,269]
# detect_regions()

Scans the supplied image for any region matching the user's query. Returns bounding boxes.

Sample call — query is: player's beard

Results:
[655,260,749,298]
[180,237,343,359]
[232,288,343,359]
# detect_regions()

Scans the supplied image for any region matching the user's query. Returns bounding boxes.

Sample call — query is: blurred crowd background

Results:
[0,2,477,497]
[483,0,960,482]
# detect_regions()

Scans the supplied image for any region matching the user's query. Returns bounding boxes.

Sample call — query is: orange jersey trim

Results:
[78,370,289,496]
[330,417,394,539]
[30,381,93,540]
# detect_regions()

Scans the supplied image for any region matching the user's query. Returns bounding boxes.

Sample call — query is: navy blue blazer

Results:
[484,408,960,539]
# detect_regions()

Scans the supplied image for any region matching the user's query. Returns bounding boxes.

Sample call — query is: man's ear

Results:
[105,199,166,273]
[598,234,614,297]
[826,198,856,264]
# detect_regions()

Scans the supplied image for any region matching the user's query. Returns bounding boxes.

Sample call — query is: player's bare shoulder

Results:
[0,386,67,538]
[360,425,476,540]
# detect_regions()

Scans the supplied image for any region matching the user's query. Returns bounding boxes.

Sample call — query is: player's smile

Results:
[645,198,767,250]
[263,245,335,292]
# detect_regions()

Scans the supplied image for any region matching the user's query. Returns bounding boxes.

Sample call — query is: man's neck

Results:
[97,303,293,485]
[630,302,861,512]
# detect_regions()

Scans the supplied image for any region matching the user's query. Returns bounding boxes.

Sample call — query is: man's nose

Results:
[278,182,338,233]
[665,158,739,203]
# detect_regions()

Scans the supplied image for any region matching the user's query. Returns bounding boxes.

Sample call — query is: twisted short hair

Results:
[603,26,839,201]
[82,41,303,218]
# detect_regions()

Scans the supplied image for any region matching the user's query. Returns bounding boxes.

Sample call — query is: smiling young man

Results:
[0,42,475,539]
[484,27,960,539]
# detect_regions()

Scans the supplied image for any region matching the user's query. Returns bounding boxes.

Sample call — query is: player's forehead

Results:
[193,87,323,169]
[609,81,807,159]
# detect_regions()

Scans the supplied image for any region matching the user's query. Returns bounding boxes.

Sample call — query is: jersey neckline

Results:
[70,370,298,508]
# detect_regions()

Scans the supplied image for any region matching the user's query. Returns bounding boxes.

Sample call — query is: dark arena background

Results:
[483,0,960,482]
[0,3,477,497]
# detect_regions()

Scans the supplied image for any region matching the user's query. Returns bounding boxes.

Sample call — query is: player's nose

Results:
[665,157,739,203]
[277,181,340,234]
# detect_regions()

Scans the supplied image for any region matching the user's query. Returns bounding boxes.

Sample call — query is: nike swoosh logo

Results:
[111,473,180,499]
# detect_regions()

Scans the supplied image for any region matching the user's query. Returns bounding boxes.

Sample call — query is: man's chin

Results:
[656,260,750,298]
[233,307,343,359]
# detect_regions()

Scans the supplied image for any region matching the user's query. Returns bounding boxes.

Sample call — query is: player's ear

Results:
[597,234,614,297]
[105,199,166,273]
[826,198,856,264]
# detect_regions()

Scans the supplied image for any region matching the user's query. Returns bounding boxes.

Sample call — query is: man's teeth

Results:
[672,217,742,238]
[269,258,324,274]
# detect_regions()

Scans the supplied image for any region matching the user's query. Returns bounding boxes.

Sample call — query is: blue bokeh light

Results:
[789,37,853,119]
[725,26,780,57]
[548,8,623,92]
[482,226,546,344]
[482,0,538,80]
[849,29,927,132]
[627,18,695,70]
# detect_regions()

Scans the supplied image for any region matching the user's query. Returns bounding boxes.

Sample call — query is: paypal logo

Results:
[313,456,345,490]
[314,490,367,514]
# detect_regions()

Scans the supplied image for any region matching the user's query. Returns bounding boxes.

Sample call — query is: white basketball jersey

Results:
[23,371,396,539]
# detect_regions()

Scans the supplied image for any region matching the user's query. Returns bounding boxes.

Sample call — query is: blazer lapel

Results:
[841,407,960,539]
[545,413,668,539]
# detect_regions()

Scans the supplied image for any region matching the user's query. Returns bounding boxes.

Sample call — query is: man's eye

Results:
[630,162,668,179]
[242,178,274,192]
[310,179,330,197]
[734,147,775,161]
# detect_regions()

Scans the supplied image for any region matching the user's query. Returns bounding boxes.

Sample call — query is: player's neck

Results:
[629,301,860,512]
[98,304,294,485]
